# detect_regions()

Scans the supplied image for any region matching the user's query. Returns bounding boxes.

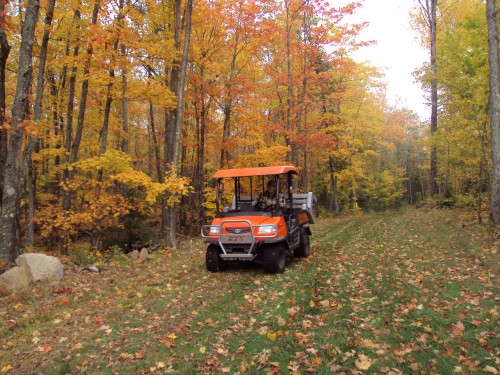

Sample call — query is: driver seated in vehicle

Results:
[252,180,285,211]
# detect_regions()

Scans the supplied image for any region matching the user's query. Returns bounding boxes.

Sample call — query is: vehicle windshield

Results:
[215,174,292,214]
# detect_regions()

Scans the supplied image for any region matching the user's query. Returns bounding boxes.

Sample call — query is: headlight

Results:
[258,225,277,234]
[209,226,220,234]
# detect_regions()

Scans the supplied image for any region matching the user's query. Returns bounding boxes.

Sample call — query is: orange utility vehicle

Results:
[201,166,314,274]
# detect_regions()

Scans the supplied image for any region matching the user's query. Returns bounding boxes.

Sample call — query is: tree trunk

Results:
[62,3,99,214]
[168,0,192,249]
[418,0,439,196]
[198,99,207,222]
[429,0,439,196]
[27,0,56,246]
[72,3,99,165]
[162,0,181,236]
[149,100,163,183]
[285,0,293,163]
[0,0,11,209]
[194,65,210,222]
[62,11,81,212]
[121,72,129,154]
[486,0,500,226]
[328,156,339,214]
[166,0,181,166]
[118,0,128,154]
[48,72,63,191]
[220,105,231,168]
[100,3,123,161]
[0,0,40,263]
[219,52,237,168]
[100,80,114,156]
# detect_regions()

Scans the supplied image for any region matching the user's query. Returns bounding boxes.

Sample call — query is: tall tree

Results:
[417,0,439,196]
[118,0,129,155]
[168,0,192,248]
[432,0,490,218]
[486,0,500,225]
[0,0,11,207]
[62,2,100,213]
[216,0,262,168]
[162,0,182,244]
[0,0,40,262]
[28,0,57,246]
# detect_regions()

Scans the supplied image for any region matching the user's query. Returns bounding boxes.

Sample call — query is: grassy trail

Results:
[0,208,498,374]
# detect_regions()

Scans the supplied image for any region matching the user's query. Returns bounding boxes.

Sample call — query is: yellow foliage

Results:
[36,150,192,246]
[364,169,406,207]
[72,149,133,174]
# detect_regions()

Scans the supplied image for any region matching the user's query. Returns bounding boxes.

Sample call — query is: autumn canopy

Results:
[0,0,497,261]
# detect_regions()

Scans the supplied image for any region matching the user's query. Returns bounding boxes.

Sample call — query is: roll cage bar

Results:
[215,169,297,214]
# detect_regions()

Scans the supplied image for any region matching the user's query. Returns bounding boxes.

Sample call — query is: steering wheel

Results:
[257,202,273,212]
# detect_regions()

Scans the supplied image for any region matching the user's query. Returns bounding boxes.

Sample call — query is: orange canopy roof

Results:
[213,166,298,178]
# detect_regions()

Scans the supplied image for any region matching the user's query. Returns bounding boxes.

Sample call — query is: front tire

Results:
[206,244,226,272]
[263,244,286,274]
[294,229,310,258]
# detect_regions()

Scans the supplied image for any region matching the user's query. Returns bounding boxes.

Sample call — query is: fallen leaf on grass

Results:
[216,347,228,355]
[162,339,175,348]
[355,354,373,370]
[135,350,146,359]
[57,297,70,306]
[35,344,52,353]
[319,299,330,307]
[119,352,134,361]
[239,361,248,372]
[302,320,312,329]
[311,357,322,367]
[484,366,498,374]
[409,363,419,371]
[93,317,104,327]
[287,306,300,316]
[360,339,378,349]
[451,321,465,337]
[267,332,277,341]
[199,346,206,354]
[1,365,13,373]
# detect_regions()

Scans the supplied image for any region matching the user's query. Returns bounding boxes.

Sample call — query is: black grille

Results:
[226,227,251,234]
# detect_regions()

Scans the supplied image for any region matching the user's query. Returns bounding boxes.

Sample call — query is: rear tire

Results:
[263,244,286,274]
[294,230,310,258]
[206,244,226,272]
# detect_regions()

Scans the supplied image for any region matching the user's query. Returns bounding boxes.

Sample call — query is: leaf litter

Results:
[0,208,498,374]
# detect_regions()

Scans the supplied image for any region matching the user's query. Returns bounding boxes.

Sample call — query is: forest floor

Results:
[0,207,498,374]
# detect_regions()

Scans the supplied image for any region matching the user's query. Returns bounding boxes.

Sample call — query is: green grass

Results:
[0,207,498,374]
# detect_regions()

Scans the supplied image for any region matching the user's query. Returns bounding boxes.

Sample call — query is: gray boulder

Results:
[0,266,30,289]
[139,248,149,262]
[128,250,140,260]
[16,253,64,282]
[0,253,64,290]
